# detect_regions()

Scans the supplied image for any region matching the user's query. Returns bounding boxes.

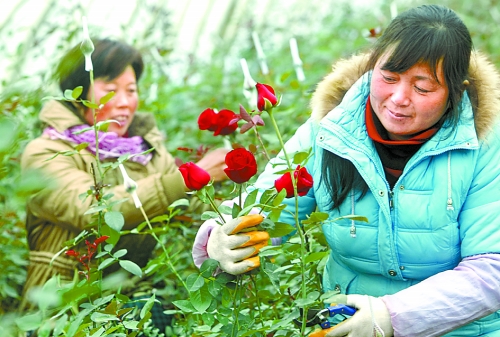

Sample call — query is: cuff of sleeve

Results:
[192,220,217,268]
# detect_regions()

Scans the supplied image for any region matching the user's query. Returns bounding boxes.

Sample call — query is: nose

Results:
[113,91,130,108]
[390,83,410,107]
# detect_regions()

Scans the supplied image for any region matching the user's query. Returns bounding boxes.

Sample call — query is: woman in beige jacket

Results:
[20,39,227,314]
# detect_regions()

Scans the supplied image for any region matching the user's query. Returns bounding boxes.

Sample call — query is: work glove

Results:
[312,294,393,337]
[207,214,269,275]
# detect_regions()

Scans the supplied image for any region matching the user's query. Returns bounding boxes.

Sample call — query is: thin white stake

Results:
[290,37,305,82]
[252,31,269,75]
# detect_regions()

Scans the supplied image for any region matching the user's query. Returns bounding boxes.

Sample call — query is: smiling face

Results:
[369,54,450,140]
[84,65,138,137]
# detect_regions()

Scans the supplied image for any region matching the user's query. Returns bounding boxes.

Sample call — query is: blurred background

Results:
[1,0,499,317]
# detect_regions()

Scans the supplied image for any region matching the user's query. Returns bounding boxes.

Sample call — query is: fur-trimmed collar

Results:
[310,52,500,140]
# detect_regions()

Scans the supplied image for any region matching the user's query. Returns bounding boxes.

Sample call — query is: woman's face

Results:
[370,54,449,140]
[84,65,138,137]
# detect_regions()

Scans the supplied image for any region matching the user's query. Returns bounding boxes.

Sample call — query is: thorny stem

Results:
[206,190,226,224]
[89,69,103,178]
[88,67,104,295]
[239,184,243,210]
[267,108,309,335]
[252,126,271,161]
[138,206,188,291]
[231,276,244,337]
[250,274,265,328]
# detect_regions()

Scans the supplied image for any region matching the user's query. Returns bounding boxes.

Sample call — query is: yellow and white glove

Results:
[320,294,393,337]
[207,214,269,275]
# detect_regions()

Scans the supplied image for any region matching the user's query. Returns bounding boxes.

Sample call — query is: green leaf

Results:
[90,312,119,323]
[294,290,320,307]
[292,151,310,165]
[244,189,259,208]
[96,120,115,132]
[83,204,108,215]
[140,294,155,319]
[268,208,283,222]
[259,188,277,205]
[190,287,212,313]
[232,202,242,218]
[15,312,43,331]
[199,258,219,278]
[0,118,16,151]
[81,100,99,109]
[218,204,233,215]
[112,249,127,259]
[119,260,142,277]
[201,211,219,221]
[273,188,287,206]
[169,198,190,209]
[98,258,115,271]
[104,211,125,232]
[215,272,236,285]
[207,280,222,297]
[302,211,330,224]
[186,273,205,292]
[100,225,120,246]
[53,314,68,336]
[64,89,74,100]
[268,222,295,238]
[99,91,115,105]
[304,251,329,264]
[75,142,89,151]
[123,321,139,330]
[173,300,196,313]
[71,86,83,99]
[137,311,151,329]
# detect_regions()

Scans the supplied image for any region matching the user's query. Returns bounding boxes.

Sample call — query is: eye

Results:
[382,74,397,83]
[415,86,430,94]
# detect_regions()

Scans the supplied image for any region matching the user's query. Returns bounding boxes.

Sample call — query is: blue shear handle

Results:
[327,304,357,317]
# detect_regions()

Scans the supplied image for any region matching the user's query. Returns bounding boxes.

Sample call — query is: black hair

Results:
[322,5,472,210]
[55,38,144,112]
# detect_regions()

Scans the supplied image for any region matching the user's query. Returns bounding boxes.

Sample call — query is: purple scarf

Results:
[44,125,153,165]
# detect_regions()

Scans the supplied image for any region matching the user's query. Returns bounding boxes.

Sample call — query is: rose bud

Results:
[179,162,211,190]
[256,83,278,111]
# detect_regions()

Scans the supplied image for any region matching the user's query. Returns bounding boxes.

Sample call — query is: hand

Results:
[196,147,230,182]
[323,294,393,337]
[207,214,269,275]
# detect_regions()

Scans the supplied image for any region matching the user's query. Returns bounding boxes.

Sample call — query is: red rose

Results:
[198,108,239,136]
[256,83,278,111]
[198,108,217,132]
[179,162,211,190]
[274,165,313,198]
[223,148,258,184]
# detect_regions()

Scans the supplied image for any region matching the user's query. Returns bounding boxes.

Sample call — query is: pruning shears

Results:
[294,304,357,337]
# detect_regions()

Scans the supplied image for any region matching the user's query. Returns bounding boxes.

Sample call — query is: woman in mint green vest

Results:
[193,5,500,336]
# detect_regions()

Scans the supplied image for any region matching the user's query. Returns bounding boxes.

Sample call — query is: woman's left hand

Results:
[325,295,393,337]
